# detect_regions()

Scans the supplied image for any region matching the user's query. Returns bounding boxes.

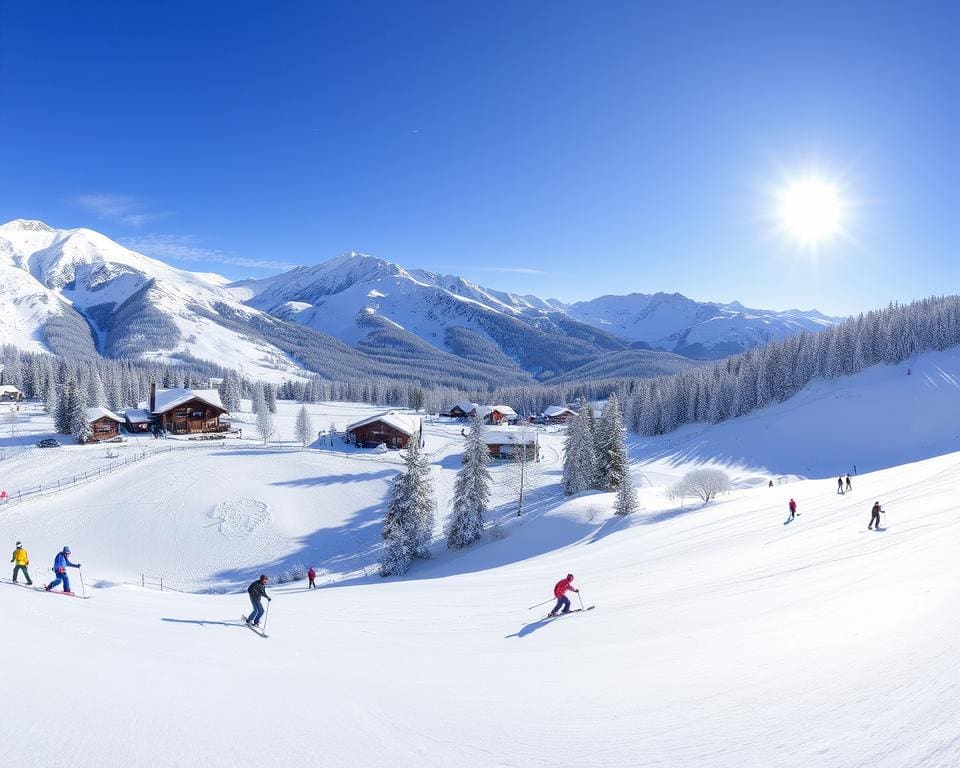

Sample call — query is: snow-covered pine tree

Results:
[379,439,436,576]
[562,401,597,496]
[446,421,491,548]
[613,463,639,516]
[264,384,277,413]
[597,393,628,491]
[294,405,313,448]
[44,376,58,416]
[68,383,92,443]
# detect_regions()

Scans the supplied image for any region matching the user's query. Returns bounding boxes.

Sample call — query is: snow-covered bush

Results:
[669,468,731,504]
[277,564,308,583]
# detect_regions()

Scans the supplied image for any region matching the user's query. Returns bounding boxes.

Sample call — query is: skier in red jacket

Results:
[307,567,317,589]
[788,498,797,521]
[549,574,579,616]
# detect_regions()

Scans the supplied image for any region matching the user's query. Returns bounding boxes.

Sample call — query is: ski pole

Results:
[577,592,585,611]
[262,600,271,631]
[78,566,86,599]
[528,598,553,611]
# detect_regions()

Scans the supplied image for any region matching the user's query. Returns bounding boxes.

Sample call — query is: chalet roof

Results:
[149,388,226,415]
[447,401,479,414]
[86,406,124,424]
[543,405,577,417]
[347,411,421,437]
[483,427,538,445]
[0,385,21,395]
[123,408,153,423]
[475,404,518,419]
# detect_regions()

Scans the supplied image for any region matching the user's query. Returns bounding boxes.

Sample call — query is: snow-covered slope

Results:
[562,292,838,359]
[2,346,960,766]
[0,220,307,380]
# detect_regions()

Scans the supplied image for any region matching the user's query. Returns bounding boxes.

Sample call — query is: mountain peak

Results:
[0,218,55,233]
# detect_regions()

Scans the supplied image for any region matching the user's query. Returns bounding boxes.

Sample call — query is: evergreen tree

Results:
[596,393,628,490]
[562,399,597,496]
[68,383,91,443]
[380,440,436,576]
[446,422,491,548]
[294,405,313,448]
[255,395,275,444]
[613,463,639,516]
[264,384,277,414]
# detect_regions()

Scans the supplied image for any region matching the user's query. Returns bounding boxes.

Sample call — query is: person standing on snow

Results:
[307,567,317,589]
[845,474,852,492]
[837,476,844,494]
[868,501,882,530]
[549,574,579,616]
[246,575,271,626]
[788,499,797,521]
[11,541,32,585]
[45,546,81,593]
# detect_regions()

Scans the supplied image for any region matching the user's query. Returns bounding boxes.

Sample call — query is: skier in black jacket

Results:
[246,575,271,626]
[868,502,882,530]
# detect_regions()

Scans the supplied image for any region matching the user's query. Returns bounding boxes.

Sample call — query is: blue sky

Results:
[1,1,957,315]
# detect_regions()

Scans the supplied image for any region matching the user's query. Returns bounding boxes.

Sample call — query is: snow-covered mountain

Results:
[1,219,836,383]
[560,292,838,359]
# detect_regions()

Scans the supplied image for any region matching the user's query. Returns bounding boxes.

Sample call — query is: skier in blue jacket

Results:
[46,546,81,593]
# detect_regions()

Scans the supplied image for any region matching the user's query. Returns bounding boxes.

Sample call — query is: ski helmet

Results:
[63,546,71,554]
[566,573,574,580]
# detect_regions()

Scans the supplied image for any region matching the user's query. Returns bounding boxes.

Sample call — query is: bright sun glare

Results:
[777,177,843,245]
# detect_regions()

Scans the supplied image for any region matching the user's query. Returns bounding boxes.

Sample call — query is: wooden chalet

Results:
[475,405,518,425]
[85,406,124,443]
[148,384,228,435]
[483,427,539,461]
[347,412,422,449]
[0,385,22,402]
[123,408,153,433]
[543,405,577,424]
[445,401,479,419]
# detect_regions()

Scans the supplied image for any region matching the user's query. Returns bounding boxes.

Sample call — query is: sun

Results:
[777,177,843,245]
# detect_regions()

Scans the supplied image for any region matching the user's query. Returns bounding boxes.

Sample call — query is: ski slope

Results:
[2,351,960,766]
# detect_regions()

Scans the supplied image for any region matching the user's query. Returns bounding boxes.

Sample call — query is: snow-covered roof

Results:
[543,405,576,417]
[86,406,124,423]
[483,427,537,445]
[0,385,21,395]
[346,411,421,437]
[123,408,153,423]
[475,404,518,419]
[149,388,226,415]
[447,401,478,414]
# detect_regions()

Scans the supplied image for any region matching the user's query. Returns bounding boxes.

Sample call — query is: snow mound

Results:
[210,498,270,539]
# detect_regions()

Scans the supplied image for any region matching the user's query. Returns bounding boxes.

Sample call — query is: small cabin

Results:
[347,412,422,449]
[123,408,153,433]
[484,427,539,461]
[475,405,518,425]
[0,385,22,402]
[445,401,479,419]
[543,405,577,424]
[85,406,124,443]
[148,384,228,435]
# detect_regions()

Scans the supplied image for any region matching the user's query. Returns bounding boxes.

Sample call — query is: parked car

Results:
[37,438,62,448]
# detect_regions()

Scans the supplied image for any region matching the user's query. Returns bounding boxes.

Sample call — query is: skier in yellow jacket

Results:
[11,541,32,585]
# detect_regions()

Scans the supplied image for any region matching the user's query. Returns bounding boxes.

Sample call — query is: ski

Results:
[241,615,268,638]
[42,589,91,599]
[544,606,595,619]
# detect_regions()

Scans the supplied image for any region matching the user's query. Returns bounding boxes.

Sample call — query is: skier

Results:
[768,480,773,488]
[245,575,271,626]
[548,574,579,616]
[845,474,852,492]
[788,498,797,521]
[307,567,317,589]
[868,501,882,530]
[45,546,81,593]
[11,541,32,585]
[837,476,844,494]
